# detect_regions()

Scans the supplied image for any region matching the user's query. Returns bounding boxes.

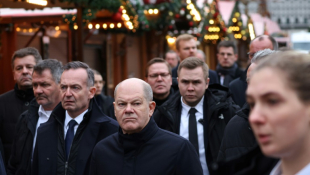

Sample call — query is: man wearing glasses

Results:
[229,35,278,107]
[248,35,278,60]
[145,58,175,110]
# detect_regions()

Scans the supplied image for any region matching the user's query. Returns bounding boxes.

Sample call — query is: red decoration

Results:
[143,0,168,4]
[168,25,173,29]
[112,13,122,21]
[156,0,167,3]
[205,26,209,30]
[118,8,123,13]
[223,27,227,32]
[175,14,180,18]
[189,21,193,27]
[213,12,219,18]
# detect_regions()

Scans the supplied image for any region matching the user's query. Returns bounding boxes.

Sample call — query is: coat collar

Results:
[118,117,158,154]
[26,99,40,135]
[51,98,111,125]
[14,83,34,102]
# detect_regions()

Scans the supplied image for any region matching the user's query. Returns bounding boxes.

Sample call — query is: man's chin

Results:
[19,83,33,90]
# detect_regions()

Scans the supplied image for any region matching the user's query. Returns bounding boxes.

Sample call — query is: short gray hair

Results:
[251,49,277,64]
[33,59,63,83]
[114,78,153,102]
[63,61,94,87]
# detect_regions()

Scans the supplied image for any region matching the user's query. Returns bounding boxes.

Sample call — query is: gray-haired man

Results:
[8,59,62,175]
[32,61,118,175]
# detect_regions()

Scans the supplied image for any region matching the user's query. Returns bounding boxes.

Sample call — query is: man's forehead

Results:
[33,69,52,78]
[166,52,177,57]
[61,69,87,84]
[115,95,143,101]
[219,46,234,52]
[149,63,169,71]
[14,56,36,65]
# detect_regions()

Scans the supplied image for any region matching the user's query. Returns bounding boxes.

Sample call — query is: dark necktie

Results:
[65,120,77,160]
[188,108,199,154]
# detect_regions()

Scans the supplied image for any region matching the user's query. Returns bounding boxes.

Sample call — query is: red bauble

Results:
[112,13,122,21]
[189,21,193,26]
[143,0,150,4]
[118,8,123,13]
[213,12,219,18]
[175,14,180,18]
[223,27,227,32]
[156,0,166,3]
[169,25,173,29]
[205,26,209,30]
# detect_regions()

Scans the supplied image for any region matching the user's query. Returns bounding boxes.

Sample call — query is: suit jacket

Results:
[32,99,118,175]
[153,89,239,169]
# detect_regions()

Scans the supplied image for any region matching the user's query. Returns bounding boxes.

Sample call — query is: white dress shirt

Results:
[270,161,310,175]
[32,105,52,156]
[180,96,209,175]
[64,110,87,138]
[220,75,225,85]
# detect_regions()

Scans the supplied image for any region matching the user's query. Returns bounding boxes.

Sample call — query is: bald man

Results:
[90,78,203,175]
[228,35,278,107]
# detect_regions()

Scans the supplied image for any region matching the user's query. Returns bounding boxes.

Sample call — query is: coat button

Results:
[47,158,49,161]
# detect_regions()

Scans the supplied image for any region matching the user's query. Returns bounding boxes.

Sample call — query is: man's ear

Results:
[149,101,156,117]
[234,54,238,61]
[89,86,96,99]
[205,78,210,89]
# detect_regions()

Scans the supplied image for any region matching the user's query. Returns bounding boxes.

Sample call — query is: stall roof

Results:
[0,0,75,9]
[0,7,76,17]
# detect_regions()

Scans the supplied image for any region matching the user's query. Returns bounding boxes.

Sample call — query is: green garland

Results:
[143,0,182,30]
[62,0,121,29]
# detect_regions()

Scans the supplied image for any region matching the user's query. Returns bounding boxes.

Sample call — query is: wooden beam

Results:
[76,7,83,62]
[67,29,72,62]
[0,25,17,94]
[24,27,42,47]
[1,0,75,9]
[0,16,63,24]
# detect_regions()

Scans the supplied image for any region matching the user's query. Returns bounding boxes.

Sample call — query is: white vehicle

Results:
[290,32,310,53]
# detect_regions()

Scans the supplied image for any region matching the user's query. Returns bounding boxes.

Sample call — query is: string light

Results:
[95,24,100,29]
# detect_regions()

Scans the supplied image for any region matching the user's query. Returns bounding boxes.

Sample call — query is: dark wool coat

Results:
[90,118,203,175]
[0,84,34,167]
[214,103,278,175]
[32,99,118,175]
[7,99,39,175]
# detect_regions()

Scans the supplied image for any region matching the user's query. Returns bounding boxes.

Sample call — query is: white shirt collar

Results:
[180,96,204,115]
[64,109,88,128]
[270,161,310,175]
[38,105,52,118]
[270,161,282,175]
